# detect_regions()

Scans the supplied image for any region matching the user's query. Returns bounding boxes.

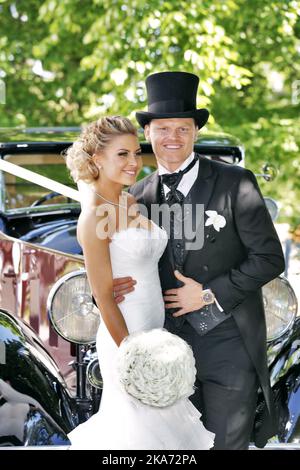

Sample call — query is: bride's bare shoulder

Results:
[77,206,111,246]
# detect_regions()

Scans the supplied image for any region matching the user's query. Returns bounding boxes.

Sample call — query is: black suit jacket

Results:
[128,154,285,446]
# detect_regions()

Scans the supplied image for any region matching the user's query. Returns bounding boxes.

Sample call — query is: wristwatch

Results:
[201,289,215,305]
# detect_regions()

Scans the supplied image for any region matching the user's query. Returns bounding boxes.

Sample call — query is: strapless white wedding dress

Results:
[68,222,214,450]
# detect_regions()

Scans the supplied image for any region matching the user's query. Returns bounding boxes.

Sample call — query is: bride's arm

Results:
[77,210,129,347]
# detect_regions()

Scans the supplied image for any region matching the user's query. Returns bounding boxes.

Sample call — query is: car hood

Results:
[21,220,82,255]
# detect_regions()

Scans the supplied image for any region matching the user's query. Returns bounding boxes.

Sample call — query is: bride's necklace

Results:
[94,189,127,209]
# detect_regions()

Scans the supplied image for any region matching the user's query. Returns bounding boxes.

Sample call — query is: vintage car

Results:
[0,127,299,448]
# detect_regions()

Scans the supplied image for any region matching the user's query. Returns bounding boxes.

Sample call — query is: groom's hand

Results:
[163,270,204,317]
[112,277,137,304]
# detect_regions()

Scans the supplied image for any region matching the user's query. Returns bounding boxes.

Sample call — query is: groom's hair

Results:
[64,116,137,183]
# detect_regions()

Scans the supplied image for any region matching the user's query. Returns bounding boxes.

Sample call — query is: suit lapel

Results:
[182,155,218,266]
[142,170,160,209]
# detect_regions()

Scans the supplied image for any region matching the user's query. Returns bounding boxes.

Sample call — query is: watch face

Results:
[202,290,214,304]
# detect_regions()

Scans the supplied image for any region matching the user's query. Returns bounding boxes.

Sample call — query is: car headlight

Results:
[263,276,298,342]
[86,356,103,389]
[47,270,100,344]
[264,197,279,222]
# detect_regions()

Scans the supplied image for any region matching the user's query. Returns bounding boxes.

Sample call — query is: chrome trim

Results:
[4,203,80,216]
[0,230,83,262]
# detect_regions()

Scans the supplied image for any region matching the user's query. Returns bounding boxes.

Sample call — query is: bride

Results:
[64,116,214,450]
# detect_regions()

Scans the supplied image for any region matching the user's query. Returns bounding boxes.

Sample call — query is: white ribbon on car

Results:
[0,158,81,202]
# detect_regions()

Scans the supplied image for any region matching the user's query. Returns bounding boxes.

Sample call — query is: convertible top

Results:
[0,127,244,163]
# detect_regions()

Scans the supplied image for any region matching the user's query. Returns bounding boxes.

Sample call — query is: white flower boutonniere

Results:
[205,210,226,232]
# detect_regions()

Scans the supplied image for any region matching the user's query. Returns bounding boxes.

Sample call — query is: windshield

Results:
[0,153,156,212]
[1,153,77,211]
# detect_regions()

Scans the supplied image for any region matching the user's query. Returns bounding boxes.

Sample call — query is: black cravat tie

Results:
[160,156,197,205]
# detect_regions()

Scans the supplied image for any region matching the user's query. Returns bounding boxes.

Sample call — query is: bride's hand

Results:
[163,270,204,316]
[112,276,137,304]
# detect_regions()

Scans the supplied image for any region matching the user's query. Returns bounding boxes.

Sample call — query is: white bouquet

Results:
[116,328,196,408]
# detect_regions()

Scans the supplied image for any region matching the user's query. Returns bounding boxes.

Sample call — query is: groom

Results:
[113,71,285,449]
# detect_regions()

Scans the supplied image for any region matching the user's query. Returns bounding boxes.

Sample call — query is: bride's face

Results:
[95,134,142,186]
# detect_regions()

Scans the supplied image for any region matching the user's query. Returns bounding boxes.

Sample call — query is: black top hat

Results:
[136,71,209,129]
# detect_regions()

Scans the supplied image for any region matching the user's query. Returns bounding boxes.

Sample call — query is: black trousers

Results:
[164,315,258,450]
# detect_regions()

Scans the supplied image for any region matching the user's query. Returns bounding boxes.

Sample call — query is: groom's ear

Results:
[144,124,150,142]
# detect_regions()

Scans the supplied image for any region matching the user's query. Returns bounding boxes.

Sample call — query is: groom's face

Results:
[144,118,198,171]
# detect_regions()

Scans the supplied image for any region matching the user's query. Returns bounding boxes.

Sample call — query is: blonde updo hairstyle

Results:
[64,116,138,184]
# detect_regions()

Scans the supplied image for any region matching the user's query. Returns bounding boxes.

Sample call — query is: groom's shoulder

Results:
[198,154,252,181]
[128,171,157,197]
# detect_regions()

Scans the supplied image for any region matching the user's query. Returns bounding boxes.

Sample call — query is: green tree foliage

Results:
[0,0,299,223]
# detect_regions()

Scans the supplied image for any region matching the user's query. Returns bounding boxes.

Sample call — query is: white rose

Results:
[116,329,196,408]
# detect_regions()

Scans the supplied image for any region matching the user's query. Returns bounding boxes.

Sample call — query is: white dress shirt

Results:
[158,152,223,312]
[158,152,199,197]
